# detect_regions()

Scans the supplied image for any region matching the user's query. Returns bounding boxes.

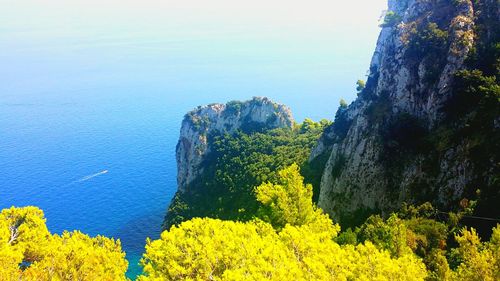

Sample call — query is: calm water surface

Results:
[0,0,386,277]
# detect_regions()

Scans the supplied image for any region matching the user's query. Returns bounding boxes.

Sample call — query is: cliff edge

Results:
[311,0,499,228]
[176,97,294,192]
[164,97,294,228]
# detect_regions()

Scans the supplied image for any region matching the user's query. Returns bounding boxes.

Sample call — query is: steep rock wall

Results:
[311,0,499,227]
[176,97,294,193]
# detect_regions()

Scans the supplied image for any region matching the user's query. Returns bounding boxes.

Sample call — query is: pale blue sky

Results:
[1,0,388,119]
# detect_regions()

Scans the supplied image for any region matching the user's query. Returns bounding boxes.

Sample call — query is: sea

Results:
[0,0,385,277]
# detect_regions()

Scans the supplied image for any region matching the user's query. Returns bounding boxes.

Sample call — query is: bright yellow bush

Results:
[0,206,128,281]
[140,165,427,280]
[255,163,321,229]
[489,225,500,280]
[139,217,427,281]
[451,225,500,281]
[6,165,498,281]
[139,218,299,281]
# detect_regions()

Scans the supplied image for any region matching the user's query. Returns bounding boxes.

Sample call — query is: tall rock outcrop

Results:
[311,0,499,228]
[164,97,294,228]
[176,97,294,193]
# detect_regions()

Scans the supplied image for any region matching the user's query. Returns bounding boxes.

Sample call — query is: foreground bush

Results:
[139,165,427,281]
[0,206,128,281]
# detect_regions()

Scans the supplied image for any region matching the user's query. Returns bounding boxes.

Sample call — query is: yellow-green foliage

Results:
[139,217,427,281]
[338,202,500,281]
[140,165,427,280]
[139,218,290,280]
[356,214,412,258]
[451,226,500,281]
[0,206,128,281]
[490,226,500,277]
[255,163,325,229]
[3,166,499,281]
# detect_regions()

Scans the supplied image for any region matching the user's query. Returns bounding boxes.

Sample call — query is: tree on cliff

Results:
[255,163,325,230]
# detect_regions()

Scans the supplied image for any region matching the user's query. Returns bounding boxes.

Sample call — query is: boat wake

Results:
[63,170,109,187]
[77,170,109,182]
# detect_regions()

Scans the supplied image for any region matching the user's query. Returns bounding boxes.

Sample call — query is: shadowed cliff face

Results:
[176,97,294,193]
[311,0,499,228]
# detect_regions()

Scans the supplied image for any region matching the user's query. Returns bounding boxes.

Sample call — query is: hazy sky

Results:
[1,0,387,32]
[1,0,388,119]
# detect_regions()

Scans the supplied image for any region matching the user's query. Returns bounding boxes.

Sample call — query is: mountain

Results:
[309,0,499,231]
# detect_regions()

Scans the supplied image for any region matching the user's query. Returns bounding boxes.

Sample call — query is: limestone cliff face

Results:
[176,97,294,193]
[311,0,499,225]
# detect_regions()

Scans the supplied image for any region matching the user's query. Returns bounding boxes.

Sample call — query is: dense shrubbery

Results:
[164,119,330,228]
[140,166,428,281]
[337,202,500,281]
[140,218,428,281]
[0,207,128,280]
[3,170,499,280]
[143,165,500,280]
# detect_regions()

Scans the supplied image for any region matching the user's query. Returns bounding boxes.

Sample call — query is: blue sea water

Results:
[0,0,386,278]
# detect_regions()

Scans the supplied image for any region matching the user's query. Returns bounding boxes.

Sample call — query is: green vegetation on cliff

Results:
[164,119,331,229]
[143,165,500,280]
[320,0,500,231]
[141,166,429,281]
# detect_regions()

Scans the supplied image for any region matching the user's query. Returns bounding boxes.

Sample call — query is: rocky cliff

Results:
[176,97,294,193]
[310,0,499,228]
[164,97,295,228]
